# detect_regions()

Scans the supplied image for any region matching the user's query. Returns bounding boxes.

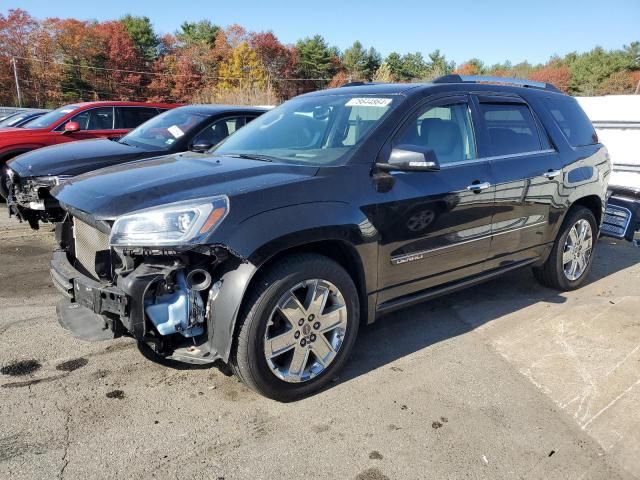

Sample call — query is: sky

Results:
[4,0,639,66]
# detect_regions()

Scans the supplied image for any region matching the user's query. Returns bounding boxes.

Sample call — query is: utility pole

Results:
[11,57,23,108]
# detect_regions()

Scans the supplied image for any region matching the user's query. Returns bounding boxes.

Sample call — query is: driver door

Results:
[374,95,496,304]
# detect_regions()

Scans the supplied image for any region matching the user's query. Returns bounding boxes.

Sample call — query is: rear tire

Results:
[231,253,359,401]
[533,206,597,291]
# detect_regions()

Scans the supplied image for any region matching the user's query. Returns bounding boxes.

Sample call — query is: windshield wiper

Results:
[223,153,275,162]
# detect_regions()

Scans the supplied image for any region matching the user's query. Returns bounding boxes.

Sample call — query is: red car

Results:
[0,101,179,168]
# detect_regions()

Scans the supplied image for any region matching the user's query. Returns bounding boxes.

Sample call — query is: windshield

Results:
[212,94,399,165]
[22,105,79,129]
[120,109,206,149]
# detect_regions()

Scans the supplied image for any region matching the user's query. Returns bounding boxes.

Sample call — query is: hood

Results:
[8,138,156,177]
[52,152,319,219]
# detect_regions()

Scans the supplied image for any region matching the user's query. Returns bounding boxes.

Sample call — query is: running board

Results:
[376,259,536,315]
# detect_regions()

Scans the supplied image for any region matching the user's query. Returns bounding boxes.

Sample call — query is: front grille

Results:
[73,218,110,279]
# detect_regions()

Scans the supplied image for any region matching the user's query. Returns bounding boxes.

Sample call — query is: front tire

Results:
[231,254,359,401]
[533,206,597,290]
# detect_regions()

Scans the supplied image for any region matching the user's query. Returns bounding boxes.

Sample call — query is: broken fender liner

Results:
[56,300,116,341]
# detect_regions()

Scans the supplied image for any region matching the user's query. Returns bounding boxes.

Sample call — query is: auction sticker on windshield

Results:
[168,125,185,138]
[345,98,392,107]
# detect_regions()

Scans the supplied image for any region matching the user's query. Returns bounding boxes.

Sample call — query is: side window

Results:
[69,107,114,130]
[395,102,476,165]
[479,102,542,156]
[117,107,159,129]
[543,96,597,147]
[193,117,243,146]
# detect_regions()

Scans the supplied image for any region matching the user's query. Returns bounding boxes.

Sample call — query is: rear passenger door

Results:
[115,107,161,135]
[472,94,563,268]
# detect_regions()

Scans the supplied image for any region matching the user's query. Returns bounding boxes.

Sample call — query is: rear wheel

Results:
[533,206,597,290]
[231,254,359,401]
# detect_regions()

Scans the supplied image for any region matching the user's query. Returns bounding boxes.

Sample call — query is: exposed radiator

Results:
[73,217,110,279]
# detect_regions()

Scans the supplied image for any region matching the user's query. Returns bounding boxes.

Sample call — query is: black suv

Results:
[50,76,609,400]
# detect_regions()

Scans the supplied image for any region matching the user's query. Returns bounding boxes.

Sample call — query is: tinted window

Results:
[480,103,542,156]
[544,96,597,147]
[193,117,245,146]
[395,102,476,165]
[117,107,160,129]
[69,107,114,130]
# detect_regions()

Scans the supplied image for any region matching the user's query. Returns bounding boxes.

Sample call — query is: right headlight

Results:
[110,196,229,247]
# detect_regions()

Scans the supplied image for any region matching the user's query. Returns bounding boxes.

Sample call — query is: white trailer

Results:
[576,95,640,246]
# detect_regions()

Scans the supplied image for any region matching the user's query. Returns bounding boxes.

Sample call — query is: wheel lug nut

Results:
[298,319,304,326]
[310,334,316,342]
[313,322,320,330]
[300,339,307,347]
[308,314,315,321]
[294,331,300,339]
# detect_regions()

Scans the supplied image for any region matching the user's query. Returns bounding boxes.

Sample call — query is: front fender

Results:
[209,202,379,361]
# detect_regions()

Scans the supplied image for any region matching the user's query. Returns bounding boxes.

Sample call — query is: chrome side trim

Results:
[438,149,556,169]
[390,221,547,265]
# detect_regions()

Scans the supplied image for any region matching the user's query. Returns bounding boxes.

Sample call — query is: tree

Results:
[597,70,635,94]
[342,41,380,81]
[120,15,158,63]
[0,9,38,105]
[454,58,484,76]
[176,20,219,46]
[373,62,395,82]
[296,35,335,80]
[426,49,454,79]
[218,42,267,90]
[249,31,297,98]
[568,46,635,95]
[529,65,571,93]
[399,52,428,81]
[384,52,403,80]
[95,21,145,99]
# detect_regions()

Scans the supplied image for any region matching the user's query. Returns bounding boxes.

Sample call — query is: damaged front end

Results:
[51,196,249,364]
[6,168,67,229]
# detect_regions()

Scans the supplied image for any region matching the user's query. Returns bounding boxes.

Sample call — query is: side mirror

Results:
[376,145,440,172]
[63,121,81,134]
[190,141,213,153]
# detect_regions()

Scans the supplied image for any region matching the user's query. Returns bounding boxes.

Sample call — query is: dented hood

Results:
[51,151,319,219]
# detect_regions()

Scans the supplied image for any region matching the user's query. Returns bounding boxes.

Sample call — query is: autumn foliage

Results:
[0,8,638,108]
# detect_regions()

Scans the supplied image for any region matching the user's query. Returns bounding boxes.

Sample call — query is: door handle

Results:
[466,181,491,192]
[543,170,562,179]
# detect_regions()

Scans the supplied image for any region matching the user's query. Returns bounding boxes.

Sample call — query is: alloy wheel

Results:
[263,279,348,383]
[562,218,593,281]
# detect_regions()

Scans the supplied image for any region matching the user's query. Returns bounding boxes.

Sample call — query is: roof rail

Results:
[340,81,383,87]
[432,74,560,93]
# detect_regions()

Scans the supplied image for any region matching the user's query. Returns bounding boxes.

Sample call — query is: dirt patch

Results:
[355,467,389,480]
[1,359,41,376]
[369,451,383,460]
[56,357,89,372]
[106,389,125,399]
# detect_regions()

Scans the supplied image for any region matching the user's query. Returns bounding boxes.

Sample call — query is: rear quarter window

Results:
[543,96,597,147]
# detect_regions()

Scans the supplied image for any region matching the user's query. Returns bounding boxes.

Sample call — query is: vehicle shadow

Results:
[337,238,639,387]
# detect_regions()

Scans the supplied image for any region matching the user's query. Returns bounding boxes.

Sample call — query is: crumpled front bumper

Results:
[50,249,129,339]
